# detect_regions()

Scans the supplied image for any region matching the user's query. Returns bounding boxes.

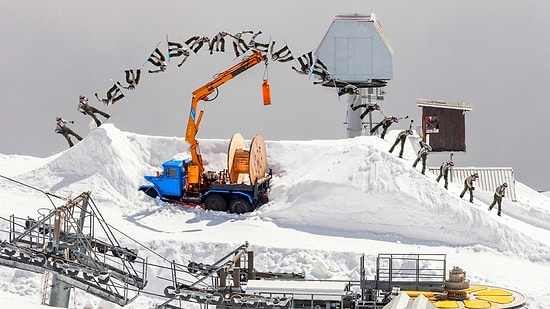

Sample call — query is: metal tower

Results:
[315,13,394,137]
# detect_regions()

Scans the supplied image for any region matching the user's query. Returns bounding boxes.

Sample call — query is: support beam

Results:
[49,273,71,308]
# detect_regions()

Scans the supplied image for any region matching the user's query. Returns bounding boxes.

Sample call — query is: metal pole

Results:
[49,272,71,308]
[347,94,362,138]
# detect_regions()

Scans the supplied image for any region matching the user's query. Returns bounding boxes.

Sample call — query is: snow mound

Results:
[6,124,550,260]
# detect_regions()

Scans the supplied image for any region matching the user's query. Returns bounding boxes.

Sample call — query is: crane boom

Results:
[185,51,267,193]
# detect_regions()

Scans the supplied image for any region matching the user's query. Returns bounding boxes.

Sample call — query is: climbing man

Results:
[370,115,409,139]
[78,95,110,127]
[412,140,432,175]
[489,182,508,216]
[55,117,82,148]
[435,161,454,190]
[459,172,479,203]
[389,129,413,158]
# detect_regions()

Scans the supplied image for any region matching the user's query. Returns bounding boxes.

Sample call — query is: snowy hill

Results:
[1,124,549,308]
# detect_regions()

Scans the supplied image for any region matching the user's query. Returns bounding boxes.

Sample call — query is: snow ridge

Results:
[8,125,550,260]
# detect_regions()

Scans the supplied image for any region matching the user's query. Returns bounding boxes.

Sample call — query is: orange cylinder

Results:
[262,79,271,105]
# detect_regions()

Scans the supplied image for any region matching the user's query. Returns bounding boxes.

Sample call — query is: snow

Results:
[0,124,549,308]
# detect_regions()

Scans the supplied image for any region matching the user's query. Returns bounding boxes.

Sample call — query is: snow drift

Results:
[10,124,550,257]
[1,124,550,308]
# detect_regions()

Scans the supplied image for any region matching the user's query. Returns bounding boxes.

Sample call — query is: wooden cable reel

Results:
[227,133,267,184]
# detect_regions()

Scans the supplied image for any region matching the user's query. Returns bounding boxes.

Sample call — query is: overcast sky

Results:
[1,0,549,191]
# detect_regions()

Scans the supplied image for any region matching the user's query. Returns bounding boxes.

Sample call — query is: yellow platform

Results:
[405,285,526,309]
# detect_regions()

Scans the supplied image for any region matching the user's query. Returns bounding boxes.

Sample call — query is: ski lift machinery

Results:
[315,13,394,136]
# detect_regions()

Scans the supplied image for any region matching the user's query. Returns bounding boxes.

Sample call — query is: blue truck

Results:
[138,159,271,214]
[139,51,272,213]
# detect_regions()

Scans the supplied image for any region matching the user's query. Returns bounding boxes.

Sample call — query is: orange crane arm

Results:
[185,51,267,191]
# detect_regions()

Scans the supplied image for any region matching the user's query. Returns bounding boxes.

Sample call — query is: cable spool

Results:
[227,133,267,184]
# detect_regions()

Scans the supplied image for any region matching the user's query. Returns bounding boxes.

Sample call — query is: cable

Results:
[0,174,65,200]
[0,174,66,211]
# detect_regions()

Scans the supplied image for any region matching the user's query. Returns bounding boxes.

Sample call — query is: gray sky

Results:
[1,0,549,191]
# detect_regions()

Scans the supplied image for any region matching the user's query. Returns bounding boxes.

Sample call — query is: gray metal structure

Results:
[316,14,393,83]
[0,191,148,307]
[374,254,446,292]
[315,13,394,138]
[0,219,527,309]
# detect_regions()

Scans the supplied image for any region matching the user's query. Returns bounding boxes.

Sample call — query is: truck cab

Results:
[139,159,189,199]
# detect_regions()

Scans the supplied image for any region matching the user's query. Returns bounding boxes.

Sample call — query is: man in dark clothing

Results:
[460,173,479,203]
[389,129,412,158]
[412,140,432,175]
[230,30,254,57]
[117,69,141,90]
[167,40,192,67]
[147,47,168,73]
[489,183,508,216]
[291,50,328,77]
[209,31,228,54]
[339,84,360,96]
[246,31,270,53]
[185,35,210,54]
[55,117,82,148]
[351,103,381,120]
[435,161,454,189]
[95,84,125,106]
[78,95,110,127]
[270,42,294,62]
[370,115,408,139]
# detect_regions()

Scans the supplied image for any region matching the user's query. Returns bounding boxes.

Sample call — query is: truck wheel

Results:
[204,194,227,212]
[229,198,252,214]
